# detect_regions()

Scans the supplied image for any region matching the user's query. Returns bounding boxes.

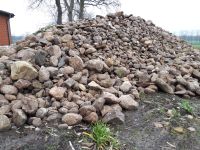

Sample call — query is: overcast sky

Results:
[0,0,200,35]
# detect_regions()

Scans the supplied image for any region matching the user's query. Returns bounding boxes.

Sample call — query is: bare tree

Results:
[55,0,62,24]
[28,0,120,23]
[63,0,75,21]
[76,0,120,19]
[29,0,63,24]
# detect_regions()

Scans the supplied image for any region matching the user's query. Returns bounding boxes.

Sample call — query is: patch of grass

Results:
[45,144,58,150]
[192,44,200,49]
[139,92,146,99]
[158,107,166,115]
[84,122,120,150]
[179,100,194,114]
[171,108,181,118]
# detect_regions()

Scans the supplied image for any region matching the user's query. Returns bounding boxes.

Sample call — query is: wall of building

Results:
[0,15,10,45]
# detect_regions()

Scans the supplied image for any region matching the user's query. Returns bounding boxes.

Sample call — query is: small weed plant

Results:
[84,122,120,150]
[179,100,194,114]
[171,108,181,118]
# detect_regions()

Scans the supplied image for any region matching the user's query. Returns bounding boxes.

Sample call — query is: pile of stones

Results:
[0,11,199,131]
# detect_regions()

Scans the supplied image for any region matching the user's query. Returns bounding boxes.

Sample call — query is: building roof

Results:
[0,10,14,18]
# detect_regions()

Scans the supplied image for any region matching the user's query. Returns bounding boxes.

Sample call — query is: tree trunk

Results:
[55,0,62,24]
[79,0,84,19]
[68,11,73,21]
[68,0,75,21]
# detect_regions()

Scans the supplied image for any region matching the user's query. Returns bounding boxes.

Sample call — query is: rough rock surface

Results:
[0,115,11,131]
[0,12,198,130]
[11,61,38,81]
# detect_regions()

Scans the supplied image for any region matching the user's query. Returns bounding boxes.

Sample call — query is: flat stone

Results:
[102,92,120,104]
[119,95,139,110]
[102,110,125,124]
[14,79,31,89]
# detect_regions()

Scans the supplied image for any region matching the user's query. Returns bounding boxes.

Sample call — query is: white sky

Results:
[0,0,200,35]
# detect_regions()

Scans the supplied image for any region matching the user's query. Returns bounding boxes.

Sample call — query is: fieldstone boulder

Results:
[69,55,84,71]
[14,79,31,89]
[49,86,66,99]
[119,95,139,110]
[102,92,120,104]
[0,85,18,95]
[79,105,96,117]
[36,108,48,118]
[39,66,50,82]
[0,115,11,131]
[120,81,132,92]
[22,96,38,114]
[11,61,38,81]
[62,113,82,126]
[102,110,125,124]
[83,112,98,123]
[85,59,106,72]
[155,78,174,94]
[12,109,27,127]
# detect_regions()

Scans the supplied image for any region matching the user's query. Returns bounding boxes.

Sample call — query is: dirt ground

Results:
[0,93,200,150]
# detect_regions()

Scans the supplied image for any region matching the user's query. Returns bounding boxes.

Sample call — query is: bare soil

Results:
[0,93,200,150]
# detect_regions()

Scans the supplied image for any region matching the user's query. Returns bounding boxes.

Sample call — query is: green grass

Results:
[192,44,200,49]
[171,108,181,118]
[179,100,194,114]
[84,122,120,150]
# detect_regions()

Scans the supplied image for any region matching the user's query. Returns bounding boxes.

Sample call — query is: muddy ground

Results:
[0,93,200,150]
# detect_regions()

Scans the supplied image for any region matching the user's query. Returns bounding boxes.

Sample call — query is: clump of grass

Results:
[171,108,181,118]
[84,122,120,150]
[179,100,194,114]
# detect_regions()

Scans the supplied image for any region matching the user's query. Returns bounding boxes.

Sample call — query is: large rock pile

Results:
[0,12,199,130]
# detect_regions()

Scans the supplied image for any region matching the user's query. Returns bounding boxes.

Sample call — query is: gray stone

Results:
[48,45,62,58]
[119,95,139,110]
[69,55,84,71]
[22,96,38,114]
[49,86,66,99]
[93,97,105,112]
[64,78,76,88]
[0,105,10,115]
[79,105,96,117]
[14,79,31,89]
[155,78,174,94]
[86,59,105,72]
[36,108,48,118]
[62,113,82,126]
[39,66,50,82]
[35,50,46,66]
[102,92,120,104]
[12,109,27,127]
[0,115,11,131]
[120,81,132,92]
[102,110,125,124]
[88,81,104,90]
[1,85,18,95]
